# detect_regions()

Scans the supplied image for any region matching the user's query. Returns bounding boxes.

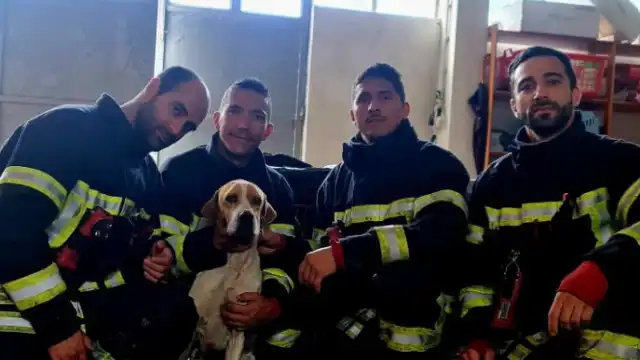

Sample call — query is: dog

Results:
[188,179,277,360]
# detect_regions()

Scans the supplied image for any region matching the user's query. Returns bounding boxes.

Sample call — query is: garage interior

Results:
[0,0,639,176]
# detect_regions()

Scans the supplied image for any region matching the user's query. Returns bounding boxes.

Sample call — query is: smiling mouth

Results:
[366,117,385,123]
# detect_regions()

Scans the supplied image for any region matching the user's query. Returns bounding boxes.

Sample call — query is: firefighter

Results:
[160,78,309,360]
[298,63,470,359]
[456,46,640,360]
[0,66,227,360]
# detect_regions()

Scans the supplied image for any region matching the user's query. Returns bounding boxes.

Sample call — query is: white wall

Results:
[302,6,441,167]
[0,0,157,140]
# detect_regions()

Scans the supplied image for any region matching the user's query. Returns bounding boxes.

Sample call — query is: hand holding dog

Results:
[143,240,173,283]
[220,292,282,329]
[298,247,337,293]
[258,228,286,255]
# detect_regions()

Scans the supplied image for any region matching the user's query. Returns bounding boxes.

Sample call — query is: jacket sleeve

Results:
[453,173,502,344]
[261,175,303,301]
[308,168,337,250]
[0,117,84,347]
[340,153,470,275]
[583,140,640,289]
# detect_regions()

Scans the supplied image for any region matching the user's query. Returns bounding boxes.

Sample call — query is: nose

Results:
[167,119,185,138]
[368,99,381,112]
[534,84,550,99]
[234,211,255,245]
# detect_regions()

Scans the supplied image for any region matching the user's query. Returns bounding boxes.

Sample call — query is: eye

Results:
[225,194,238,204]
[250,196,261,206]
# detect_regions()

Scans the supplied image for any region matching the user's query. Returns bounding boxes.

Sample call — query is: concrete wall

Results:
[157,3,311,164]
[302,6,441,167]
[0,0,157,140]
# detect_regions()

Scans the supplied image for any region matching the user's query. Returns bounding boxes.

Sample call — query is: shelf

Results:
[494,91,640,113]
[490,29,640,57]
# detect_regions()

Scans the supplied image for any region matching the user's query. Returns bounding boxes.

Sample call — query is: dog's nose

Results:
[234,211,255,245]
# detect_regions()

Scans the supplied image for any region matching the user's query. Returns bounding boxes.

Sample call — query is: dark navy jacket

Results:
[313,119,470,353]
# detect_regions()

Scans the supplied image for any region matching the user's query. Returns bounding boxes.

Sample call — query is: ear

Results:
[510,97,518,117]
[139,77,160,103]
[262,123,274,140]
[261,201,277,225]
[213,111,221,131]
[571,87,582,107]
[349,109,356,124]
[200,190,220,222]
[401,102,410,118]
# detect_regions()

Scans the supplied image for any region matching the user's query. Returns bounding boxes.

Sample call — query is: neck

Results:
[217,139,252,167]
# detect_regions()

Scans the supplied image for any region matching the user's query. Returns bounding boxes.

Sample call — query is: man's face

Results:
[134,80,209,152]
[510,56,581,138]
[350,77,409,141]
[215,88,273,155]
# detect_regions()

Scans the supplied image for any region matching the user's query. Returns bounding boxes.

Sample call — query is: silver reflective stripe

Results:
[78,282,99,292]
[266,329,301,348]
[104,271,125,288]
[466,224,484,244]
[582,330,640,359]
[160,215,189,235]
[334,199,414,225]
[0,312,35,334]
[0,166,68,209]
[414,190,468,217]
[376,225,409,264]
[7,273,65,304]
[270,223,295,237]
[616,178,640,226]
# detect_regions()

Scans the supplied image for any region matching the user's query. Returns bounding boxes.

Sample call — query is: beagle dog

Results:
[188,179,276,360]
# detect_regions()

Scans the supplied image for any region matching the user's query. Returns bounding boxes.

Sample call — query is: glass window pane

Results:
[241,0,302,17]
[169,0,231,9]
[376,0,436,18]
[313,0,373,12]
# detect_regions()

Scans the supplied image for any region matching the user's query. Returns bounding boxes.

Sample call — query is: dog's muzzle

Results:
[232,212,256,246]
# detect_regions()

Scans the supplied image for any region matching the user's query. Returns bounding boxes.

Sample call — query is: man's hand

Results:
[460,348,495,360]
[143,240,173,283]
[258,228,286,255]
[48,330,93,360]
[298,247,337,293]
[220,292,281,330]
[548,291,593,336]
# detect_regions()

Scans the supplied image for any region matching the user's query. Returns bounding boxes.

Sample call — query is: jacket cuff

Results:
[262,278,290,301]
[558,261,608,308]
[23,295,81,349]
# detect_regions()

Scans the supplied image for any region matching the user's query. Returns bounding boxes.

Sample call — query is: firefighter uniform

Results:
[0,94,226,360]
[458,115,640,359]
[160,133,308,359]
[310,119,469,359]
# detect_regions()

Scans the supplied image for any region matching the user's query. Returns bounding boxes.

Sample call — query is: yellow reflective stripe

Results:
[485,188,613,246]
[507,344,532,360]
[190,214,209,231]
[78,282,100,292]
[0,288,12,305]
[617,220,640,245]
[0,311,35,334]
[466,224,484,244]
[616,178,640,228]
[3,263,67,311]
[262,268,294,293]
[582,329,640,359]
[166,234,190,274]
[379,320,441,353]
[77,271,126,293]
[270,223,295,237]
[93,341,117,360]
[503,332,548,360]
[414,190,468,217]
[266,329,301,348]
[459,286,494,318]
[0,166,68,210]
[159,214,190,236]
[309,228,326,250]
[46,181,137,248]
[334,191,467,227]
[437,294,454,315]
[375,225,410,264]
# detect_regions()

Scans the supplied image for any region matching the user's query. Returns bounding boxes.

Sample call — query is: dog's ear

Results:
[200,190,220,222]
[261,200,277,225]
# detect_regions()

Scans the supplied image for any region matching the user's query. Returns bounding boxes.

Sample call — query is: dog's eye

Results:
[225,194,238,203]
[250,197,261,206]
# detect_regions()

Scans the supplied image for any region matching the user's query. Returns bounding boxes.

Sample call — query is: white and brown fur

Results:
[188,179,276,360]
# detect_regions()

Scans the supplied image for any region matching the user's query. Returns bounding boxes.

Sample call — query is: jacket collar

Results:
[95,93,149,159]
[342,119,420,173]
[509,111,587,166]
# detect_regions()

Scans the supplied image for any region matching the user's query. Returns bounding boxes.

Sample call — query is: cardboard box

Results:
[496,0,600,39]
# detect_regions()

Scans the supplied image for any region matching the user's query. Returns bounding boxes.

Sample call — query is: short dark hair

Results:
[156,66,203,95]
[354,63,406,103]
[220,78,272,120]
[508,46,577,90]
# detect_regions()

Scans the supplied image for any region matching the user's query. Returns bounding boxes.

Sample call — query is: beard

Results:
[132,102,176,153]
[519,99,574,138]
